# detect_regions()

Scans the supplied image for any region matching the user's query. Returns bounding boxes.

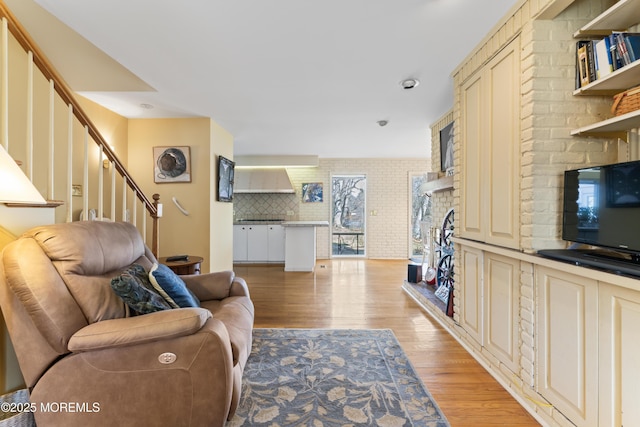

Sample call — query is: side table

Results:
[159,256,203,275]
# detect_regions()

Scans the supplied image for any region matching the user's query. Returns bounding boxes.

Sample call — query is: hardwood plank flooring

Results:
[234,259,541,427]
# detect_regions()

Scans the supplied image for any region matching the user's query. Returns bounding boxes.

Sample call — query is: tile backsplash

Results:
[233,193,299,220]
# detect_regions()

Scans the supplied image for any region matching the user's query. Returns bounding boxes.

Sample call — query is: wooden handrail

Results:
[0,1,160,256]
[0,2,156,216]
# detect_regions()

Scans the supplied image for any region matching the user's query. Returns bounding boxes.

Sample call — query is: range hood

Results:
[234,168,295,194]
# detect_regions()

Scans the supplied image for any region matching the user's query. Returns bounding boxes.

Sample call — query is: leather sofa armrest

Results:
[182,271,250,301]
[68,308,212,352]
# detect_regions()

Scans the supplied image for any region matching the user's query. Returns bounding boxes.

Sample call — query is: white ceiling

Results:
[11,0,519,158]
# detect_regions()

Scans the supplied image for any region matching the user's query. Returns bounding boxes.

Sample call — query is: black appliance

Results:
[538,160,640,277]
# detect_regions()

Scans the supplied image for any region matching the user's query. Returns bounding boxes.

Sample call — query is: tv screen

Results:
[563,160,640,254]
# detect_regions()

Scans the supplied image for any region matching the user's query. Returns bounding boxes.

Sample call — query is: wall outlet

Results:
[370,210,378,216]
[286,210,294,216]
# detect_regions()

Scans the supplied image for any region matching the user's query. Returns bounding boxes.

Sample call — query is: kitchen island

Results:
[281,221,329,272]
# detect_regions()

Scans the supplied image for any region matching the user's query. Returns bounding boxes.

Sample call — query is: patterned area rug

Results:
[227,328,450,427]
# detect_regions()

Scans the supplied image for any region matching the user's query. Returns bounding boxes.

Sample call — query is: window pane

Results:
[332,175,366,257]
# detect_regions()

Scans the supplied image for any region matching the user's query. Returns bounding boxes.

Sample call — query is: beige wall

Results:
[128,118,219,273]
[209,121,234,272]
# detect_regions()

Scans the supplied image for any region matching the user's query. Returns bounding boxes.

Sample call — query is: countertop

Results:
[281,221,329,227]
[233,219,284,225]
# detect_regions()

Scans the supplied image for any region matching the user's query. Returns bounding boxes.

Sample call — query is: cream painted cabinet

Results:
[457,245,520,374]
[459,245,483,345]
[460,36,520,249]
[483,252,520,374]
[598,282,640,427]
[535,266,598,427]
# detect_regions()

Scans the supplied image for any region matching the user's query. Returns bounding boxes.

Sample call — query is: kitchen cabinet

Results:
[233,225,248,262]
[247,225,268,261]
[267,224,285,262]
[233,224,284,263]
[282,221,329,272]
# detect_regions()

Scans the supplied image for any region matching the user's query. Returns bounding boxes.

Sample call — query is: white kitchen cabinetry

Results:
[535,266,599,427]
[233,225,249,262]
[267,224,285,262]
[233,224,268,262]
[247,225,268,261]
[233,224,284,263]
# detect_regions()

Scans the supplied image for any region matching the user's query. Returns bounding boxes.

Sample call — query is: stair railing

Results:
[0,2,160,256]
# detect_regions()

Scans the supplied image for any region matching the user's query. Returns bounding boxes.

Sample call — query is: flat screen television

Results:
[562,160,640,255]
[540,160,640,276]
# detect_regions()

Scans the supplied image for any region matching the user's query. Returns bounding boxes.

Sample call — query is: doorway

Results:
[331,175,366,257]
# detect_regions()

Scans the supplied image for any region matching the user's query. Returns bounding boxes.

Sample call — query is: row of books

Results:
[576,33,640,89]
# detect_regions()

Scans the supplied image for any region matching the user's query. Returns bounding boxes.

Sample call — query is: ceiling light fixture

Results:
[140,103,154,109]
[400,78,420,90]
[377,120,388,127]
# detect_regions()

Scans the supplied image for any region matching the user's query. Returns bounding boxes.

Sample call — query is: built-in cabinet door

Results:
[459,245,483,345]
[459,36,520,249]
[233,225,248,261]
[267,225,285,262]
[483,252,520,374]
[460,72,485,242]
[599,282,640,427]
[486,36,520,249]
[535,266,598,427]
[247,225,269,261]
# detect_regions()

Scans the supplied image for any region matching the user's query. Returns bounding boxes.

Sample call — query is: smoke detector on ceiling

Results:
[400,78,420,90]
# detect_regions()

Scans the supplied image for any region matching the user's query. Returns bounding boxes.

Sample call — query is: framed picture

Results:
[217,155,235,202]
[439,122,454,172]
[153,146,191,183]
[302,182,323,202]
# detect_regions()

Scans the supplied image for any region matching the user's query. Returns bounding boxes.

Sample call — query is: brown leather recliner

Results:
[0,221,254,426]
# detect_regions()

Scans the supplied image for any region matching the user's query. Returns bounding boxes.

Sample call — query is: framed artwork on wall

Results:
[302,182,323,202]
[439,122,454,172]
[217,155,235,202]
[153,146,191,183]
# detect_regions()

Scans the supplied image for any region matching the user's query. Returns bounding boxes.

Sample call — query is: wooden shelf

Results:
[4,200,64,208]
[421,175,453,193]
[573,0,640,37]
[571,0,640,140]
[573,60,640,95]
[570,109,640,139]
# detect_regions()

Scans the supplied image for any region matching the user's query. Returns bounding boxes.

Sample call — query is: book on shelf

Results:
[576,34,640,88]
[595,37,613,79]
[577,40,591,88]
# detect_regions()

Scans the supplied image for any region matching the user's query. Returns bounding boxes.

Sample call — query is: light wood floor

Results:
[234,259,541,427]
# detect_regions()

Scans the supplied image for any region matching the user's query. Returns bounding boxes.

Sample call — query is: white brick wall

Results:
[235,157,431,259]
[423,1,624,426]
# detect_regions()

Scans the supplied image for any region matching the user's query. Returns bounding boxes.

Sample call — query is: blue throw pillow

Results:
[149,263,200,308]
[111,264,172,314]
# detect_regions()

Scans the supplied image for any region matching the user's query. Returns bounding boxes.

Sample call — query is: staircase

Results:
[0,3,160,255]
